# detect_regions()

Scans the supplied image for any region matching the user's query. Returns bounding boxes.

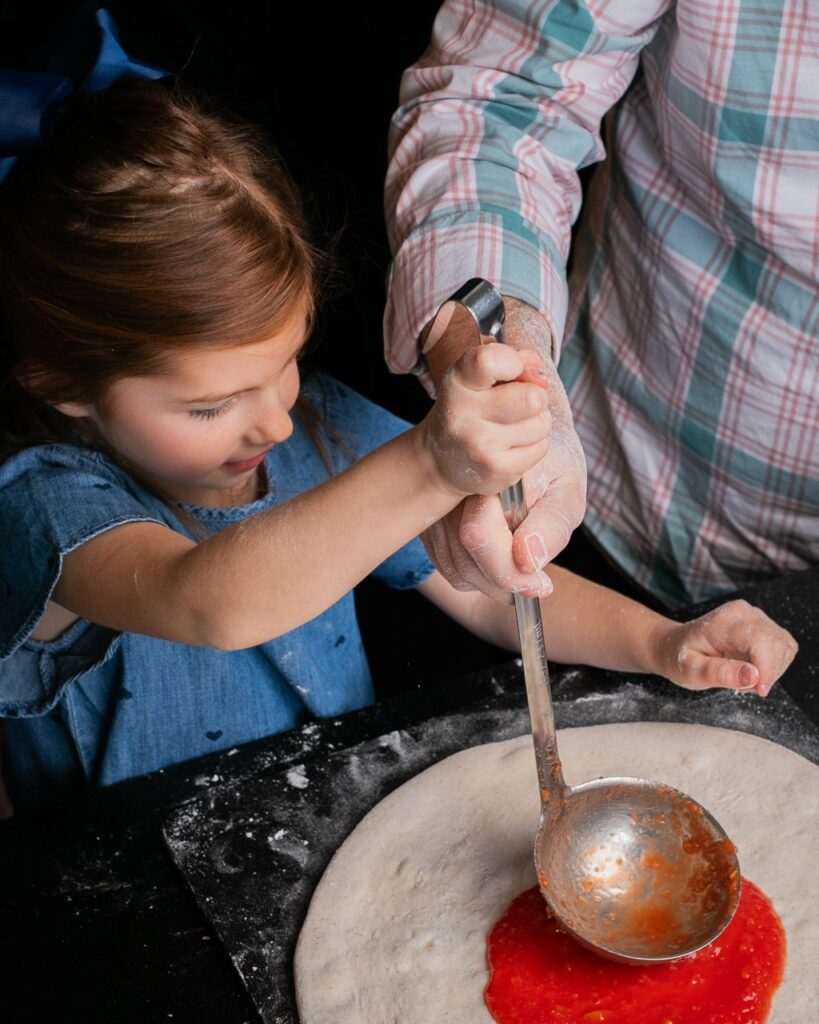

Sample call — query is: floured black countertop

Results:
[163,682,819,1024]
[1,568,817,1024]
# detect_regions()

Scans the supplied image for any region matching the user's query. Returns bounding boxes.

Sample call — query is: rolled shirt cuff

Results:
[384,209,567,394]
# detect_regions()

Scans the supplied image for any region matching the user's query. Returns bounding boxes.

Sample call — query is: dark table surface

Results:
[1,568,817,1024]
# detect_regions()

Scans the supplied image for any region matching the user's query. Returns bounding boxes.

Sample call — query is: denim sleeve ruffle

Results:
[0,618,121,718]
[0,445,164,714]
[371,536,436,591]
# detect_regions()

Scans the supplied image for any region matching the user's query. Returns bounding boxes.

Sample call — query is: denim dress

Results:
[0,374,434,810]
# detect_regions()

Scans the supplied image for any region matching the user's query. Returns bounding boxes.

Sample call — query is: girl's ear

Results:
[15,367,95,418]
[53,400,96,419]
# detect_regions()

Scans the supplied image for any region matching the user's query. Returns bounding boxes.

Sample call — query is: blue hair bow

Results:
[0,6,168,184]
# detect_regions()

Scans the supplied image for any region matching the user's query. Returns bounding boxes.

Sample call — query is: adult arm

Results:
[384,0,671,595]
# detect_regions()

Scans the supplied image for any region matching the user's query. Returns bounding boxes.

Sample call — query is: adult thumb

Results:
[510,482,581,572]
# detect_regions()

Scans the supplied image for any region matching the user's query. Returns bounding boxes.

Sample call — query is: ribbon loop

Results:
[0,7,169,184]
[0,71,73,158]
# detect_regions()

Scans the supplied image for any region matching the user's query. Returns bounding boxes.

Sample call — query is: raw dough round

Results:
[295,723,819,1024]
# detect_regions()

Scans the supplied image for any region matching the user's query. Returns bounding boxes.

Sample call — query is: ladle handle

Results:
[501,489,565,799]
[430,279,566,800]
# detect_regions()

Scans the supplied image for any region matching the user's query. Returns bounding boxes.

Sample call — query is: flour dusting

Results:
[286,766,309,789]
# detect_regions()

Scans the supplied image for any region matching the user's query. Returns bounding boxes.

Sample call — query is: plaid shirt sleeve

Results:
[383,0,671,375]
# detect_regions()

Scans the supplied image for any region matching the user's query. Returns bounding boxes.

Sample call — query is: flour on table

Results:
[286,765,309,789]
[294,722,819,1024]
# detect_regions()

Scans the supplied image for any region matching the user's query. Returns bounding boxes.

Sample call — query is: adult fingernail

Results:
[525,532,549,571]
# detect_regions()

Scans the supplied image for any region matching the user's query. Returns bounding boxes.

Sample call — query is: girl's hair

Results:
[0,75,326,451]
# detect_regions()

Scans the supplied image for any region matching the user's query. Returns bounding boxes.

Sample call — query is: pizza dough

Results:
[295,723,819,1024]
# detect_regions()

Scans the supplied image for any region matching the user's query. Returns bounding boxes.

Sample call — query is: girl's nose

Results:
[248,402,293,447]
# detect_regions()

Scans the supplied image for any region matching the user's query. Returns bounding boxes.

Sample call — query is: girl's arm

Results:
[49,345,551,650]
[418,565,799,696]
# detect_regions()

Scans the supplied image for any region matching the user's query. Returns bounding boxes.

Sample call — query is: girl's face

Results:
[62,308,309,507]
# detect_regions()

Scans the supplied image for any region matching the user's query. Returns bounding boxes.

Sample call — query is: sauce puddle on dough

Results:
[485,879,785,1024]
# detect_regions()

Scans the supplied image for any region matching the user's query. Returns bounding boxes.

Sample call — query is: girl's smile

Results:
[224,447,274,474]
[57,310,309,507]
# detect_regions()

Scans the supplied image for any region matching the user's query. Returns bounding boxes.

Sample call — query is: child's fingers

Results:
[677,648,760,691]
[705,601,799,695]
[514,350,552,392]
[480,381,551,424]
[489,435,553,490]
[493,412,553,449]
[748,630,799,696]
[451,342,527,389]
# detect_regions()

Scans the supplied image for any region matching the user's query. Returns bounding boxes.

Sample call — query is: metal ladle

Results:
[433,279,742,964]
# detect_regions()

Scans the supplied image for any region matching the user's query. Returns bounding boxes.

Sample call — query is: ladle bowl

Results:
[436,278,742,964]
[535,775,740,963]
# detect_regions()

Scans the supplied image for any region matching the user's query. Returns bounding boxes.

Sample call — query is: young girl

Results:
[0,28,798,813]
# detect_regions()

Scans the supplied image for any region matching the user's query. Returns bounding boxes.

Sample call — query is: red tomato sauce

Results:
[485,879,785,1024]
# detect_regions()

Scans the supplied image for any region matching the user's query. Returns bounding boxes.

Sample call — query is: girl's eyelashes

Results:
[189,397,238,420]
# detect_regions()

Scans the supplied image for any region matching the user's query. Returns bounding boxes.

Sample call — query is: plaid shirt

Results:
[384,0,819,607]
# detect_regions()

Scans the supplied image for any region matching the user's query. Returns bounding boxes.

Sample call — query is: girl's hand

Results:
[418,343,552,498]
[651,600,798,696]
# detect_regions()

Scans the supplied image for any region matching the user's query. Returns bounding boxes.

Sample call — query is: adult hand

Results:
[422,297,586,600]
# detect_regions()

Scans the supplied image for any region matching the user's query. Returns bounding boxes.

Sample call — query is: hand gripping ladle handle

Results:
[432,279,567,808]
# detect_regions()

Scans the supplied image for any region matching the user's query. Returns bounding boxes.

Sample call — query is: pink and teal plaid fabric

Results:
[385,0,819,606]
